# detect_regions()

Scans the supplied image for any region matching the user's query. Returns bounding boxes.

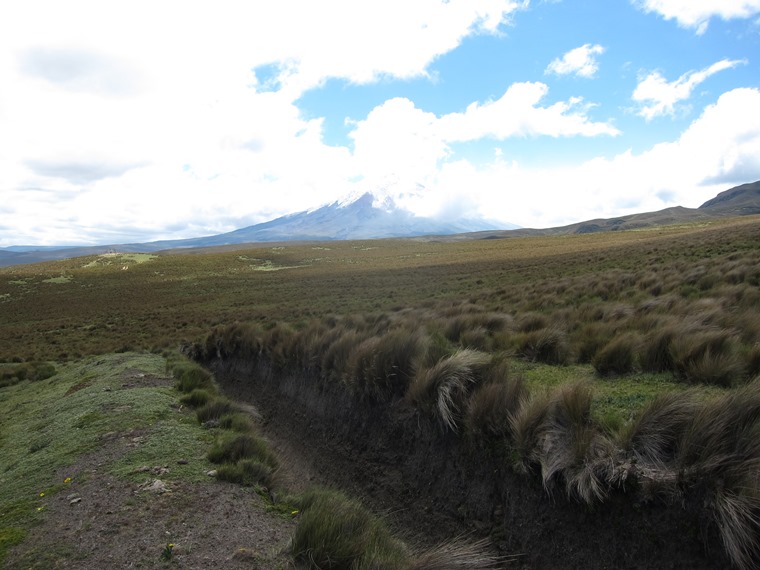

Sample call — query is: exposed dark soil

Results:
[208,357,733,570]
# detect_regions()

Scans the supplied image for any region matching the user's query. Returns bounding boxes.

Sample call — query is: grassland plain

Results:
[1,215,760,568]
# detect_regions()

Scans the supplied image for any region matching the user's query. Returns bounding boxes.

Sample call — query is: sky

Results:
[1,0,759,247]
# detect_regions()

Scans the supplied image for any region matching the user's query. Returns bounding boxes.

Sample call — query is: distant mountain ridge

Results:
[1,181,759,267]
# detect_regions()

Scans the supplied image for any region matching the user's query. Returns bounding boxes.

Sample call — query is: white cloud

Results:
[394,87,760,228]
[0,0,534,245]
[438,82,619,139]
[346,84,618,197]
[19,47,143,97]
[0,2,757,246]
[633,59,746,120]
[635,0,760,33]
[545,44,605,78]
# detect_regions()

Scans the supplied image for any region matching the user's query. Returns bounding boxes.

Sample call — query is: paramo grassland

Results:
[2,217,760,383]
[2,216,760,568]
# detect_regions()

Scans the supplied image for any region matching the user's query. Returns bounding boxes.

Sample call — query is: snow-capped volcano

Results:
[190,189,512,245]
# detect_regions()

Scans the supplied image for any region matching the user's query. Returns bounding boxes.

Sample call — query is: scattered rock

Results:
[177,459,189,465]
[206,470,218,478]
[69,497,82,505]
[137,479,170,494]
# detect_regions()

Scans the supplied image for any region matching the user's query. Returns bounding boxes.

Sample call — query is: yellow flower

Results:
[37,506,44,511]
[39,492,45,497]
[64,477,72,484]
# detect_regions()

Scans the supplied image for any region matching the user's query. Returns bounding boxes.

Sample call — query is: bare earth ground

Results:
[5,367,295,570]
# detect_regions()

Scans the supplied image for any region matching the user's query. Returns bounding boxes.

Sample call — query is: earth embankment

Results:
[204,356,731,570]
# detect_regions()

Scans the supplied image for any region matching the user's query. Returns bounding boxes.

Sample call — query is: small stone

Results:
[139,479,169,494]
[66,493,78,500]
[103,387,112,392]
[206,470,218,477]
[177,459,189,465]
[70,497,82,505]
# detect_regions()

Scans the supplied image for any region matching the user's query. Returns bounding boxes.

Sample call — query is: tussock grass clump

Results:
[409,538,503,569]
[746,343,760,379]
[0,362,56,388]
[321,329,367,383]
[638,324,678,373]
[356,328,428,401]
[510,390,552,474]
[618,391,699,470]
[516,327,571,365]
[169,360,215,393]
[537,383,614,503]
[465,362,527,438]
[574,322,617,364]
[516,312,548,333]
[218,411,256,432]
[670,329,742,386]
[196,398,237,424]
[262,322,298,371]
[208,432,278,469]
[291,488,410,570]
[408,350,491,432]
[179,388,213,408]
[216,458,277,488]
[219,322,265,360]
[676,381,760,570]
[593,333,639,376]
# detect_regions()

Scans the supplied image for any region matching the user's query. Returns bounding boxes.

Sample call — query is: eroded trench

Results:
[202,356,731,570]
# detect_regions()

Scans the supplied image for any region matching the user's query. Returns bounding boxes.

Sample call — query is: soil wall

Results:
[205,356,731,570]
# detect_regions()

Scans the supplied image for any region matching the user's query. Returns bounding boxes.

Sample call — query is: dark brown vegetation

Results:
[3,215,760,568]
